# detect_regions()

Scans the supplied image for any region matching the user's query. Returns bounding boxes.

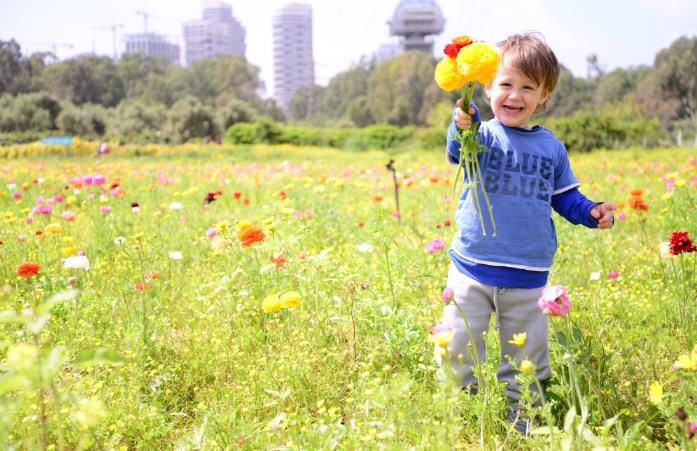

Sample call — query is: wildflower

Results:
[357,243,374,253]
[537,285,571,317]
[144,271,159,280]
[519,359,535,374]
[169,251,183,260]
[114,237,126,245]
[262,294,282,313]
[509,332,527,348]
[61,211,76,221]
[281,208,295,215]
[5,343,39,371]
[238,224,265,247]
[68,276,76,284]
[16,261,40,278]
[428,323,455,347]
[425,238,445,253]
[659,241,673,258]
[204,190,222,204]
[99,205,112,214]
[44,223,62,234]
[608,271,619,279]
[63,255,90,270]
[168,201,183,210]
[441,287,454,302]
[280,291,302,308]
[269,253,287,268]
[668,231,696,255]
[672,347,697,371]
[589,272,601,280]
[649,381,663,405]
[628,189,649,211]
[134,282,151,291]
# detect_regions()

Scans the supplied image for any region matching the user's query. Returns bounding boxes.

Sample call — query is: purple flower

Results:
[441,287,454,302]
[537,285,571,317]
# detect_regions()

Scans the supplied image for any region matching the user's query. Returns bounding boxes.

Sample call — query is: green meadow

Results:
[0,144,695,450]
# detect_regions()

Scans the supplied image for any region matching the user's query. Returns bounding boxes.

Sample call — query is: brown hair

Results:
[497,32,560,113]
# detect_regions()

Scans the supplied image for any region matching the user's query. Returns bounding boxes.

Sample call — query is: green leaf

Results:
[0,373,27,395]
[37,289,79,315]
[74,348,128,369]
[0,310,28,324]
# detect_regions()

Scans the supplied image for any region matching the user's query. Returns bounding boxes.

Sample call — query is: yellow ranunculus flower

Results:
[434,57,467,91]
[280,291,302,308]
[456,41,501,84]
[44,223,62,234]
[262,294,282,313]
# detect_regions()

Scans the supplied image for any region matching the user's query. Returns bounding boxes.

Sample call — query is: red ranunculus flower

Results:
[669,231,697,255]
[16,261,40,278]
[238,225,265,247]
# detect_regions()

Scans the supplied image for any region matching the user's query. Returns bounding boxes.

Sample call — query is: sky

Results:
[1,0,696,99]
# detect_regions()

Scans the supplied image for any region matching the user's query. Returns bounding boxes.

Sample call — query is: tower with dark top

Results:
[388,0,445,55]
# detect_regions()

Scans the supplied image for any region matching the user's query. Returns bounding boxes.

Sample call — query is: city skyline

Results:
[2,0,695,99]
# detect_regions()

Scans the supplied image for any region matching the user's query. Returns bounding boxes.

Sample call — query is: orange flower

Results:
[628,190,649,211]
[269,253,286,268]
[144,271,159,280]
[16,261,40,278]
[135,282,151,291]
[238,224,265,247]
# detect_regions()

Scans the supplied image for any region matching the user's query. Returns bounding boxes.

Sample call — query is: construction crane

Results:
[28,41,73,61]
[93,23,124,59]
[135,9,160,33]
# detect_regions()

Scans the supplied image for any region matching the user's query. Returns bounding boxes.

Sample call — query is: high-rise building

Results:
[123,33,179,64]
[272,3,314,113]
[389,0,445,55]
[183,1,246,66]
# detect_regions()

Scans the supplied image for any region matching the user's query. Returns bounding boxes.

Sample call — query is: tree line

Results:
[0,36,695,151]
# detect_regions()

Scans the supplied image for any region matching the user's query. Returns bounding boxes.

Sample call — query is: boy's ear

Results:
[539,90,550,106]
[484,83,493,98]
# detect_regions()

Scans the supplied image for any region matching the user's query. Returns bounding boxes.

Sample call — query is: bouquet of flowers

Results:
[434,35,501,235]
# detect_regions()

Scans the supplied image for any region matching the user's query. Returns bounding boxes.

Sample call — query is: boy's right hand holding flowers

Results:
[454,99,481,131]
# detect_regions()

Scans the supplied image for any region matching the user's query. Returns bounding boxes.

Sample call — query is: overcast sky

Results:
[1,0,695,98]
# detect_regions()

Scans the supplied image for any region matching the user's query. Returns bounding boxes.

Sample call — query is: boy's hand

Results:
[590,202,616,229]
[454,100,481,130]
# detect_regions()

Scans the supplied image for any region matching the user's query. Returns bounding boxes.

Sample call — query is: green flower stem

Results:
[450,81,496,236]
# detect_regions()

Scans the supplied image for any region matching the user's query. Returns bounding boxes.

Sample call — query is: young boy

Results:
[437,32,615,434]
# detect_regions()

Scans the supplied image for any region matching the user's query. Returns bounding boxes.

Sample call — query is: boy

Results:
[437,32,615,434]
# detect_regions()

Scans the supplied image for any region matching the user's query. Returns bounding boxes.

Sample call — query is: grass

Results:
[0,144,695,450]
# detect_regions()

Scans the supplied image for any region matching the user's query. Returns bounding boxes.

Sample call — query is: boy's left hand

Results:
[591,202,616,229]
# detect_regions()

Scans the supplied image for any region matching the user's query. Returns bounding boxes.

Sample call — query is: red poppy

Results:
[669,231,696,255]
[238,225,265,247]
[16,261,40,278]
[135,282,151,291]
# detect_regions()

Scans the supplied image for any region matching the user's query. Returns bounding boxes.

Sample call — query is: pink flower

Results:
[441,287,454,302]
[99,205,112,214]
[425,238,445,253]
[615,212,628,221]
[608,271,619,279]
[206,227,217,239]
[61,211,76,222]
[12,192,22,200]
[537,285,571,317]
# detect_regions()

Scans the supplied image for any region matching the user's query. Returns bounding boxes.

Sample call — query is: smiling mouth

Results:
[503,105,524,112]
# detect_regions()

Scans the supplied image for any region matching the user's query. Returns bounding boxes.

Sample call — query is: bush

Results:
[224,118,282,145]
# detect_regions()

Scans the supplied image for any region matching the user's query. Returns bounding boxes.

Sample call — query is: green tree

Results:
[288,85,326,123]
[110,99,166,136]
[0,40,22,94]
[117,53,172,99]
[43,55,125,107]
[367,51,441,126]
[164,95,216,143]
[318,57,374,122]
[654,36,697,137]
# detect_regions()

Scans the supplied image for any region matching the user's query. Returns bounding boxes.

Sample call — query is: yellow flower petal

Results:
[434,57,467,91]
[456,41,501,84]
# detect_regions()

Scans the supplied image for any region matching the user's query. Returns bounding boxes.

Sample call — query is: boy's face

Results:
[485,62,549,129]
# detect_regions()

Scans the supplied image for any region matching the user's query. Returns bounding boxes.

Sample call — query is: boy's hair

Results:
[497,32,560,114]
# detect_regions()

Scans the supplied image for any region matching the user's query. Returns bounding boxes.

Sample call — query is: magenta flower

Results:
[12,192,22,200]
[99,205,112,214]
[537,285,571,317]
[205,228,217,239]
[425,238,445,253]
[608,271,619,279]
[441,287,454,302]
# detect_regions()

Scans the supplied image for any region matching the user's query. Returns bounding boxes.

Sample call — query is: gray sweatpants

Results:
[436,263,552,401]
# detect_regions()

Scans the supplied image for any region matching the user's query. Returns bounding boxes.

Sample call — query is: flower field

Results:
[0,143,695,450]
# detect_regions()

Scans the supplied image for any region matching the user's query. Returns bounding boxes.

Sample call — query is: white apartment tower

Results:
[272,3,314,113]
[183,1,246,66]
[123,33,179,64]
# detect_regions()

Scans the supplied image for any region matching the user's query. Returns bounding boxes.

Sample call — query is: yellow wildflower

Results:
[673,347,697,371]
[262,294,282,313]
[280,291,302,308]
[520,359,535,374]
[509,332,527,348]
[649,381,662,405]
[44,223,62,234]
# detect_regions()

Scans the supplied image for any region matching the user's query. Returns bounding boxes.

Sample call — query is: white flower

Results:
[63,255,90,270]
[169,251,183,260]
[7,183,16,190]
[658,241,672,259]
[168,202,183,210]
[589,272,601,281]
[114,237,126,245]
[357,243,374,253]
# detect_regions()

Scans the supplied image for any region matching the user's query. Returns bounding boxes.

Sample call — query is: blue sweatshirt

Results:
[446,117,599,288]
